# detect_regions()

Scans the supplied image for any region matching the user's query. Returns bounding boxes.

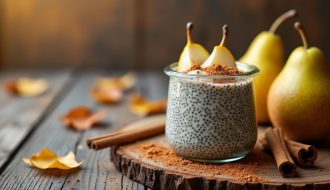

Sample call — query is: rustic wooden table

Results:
[0,69,168,190]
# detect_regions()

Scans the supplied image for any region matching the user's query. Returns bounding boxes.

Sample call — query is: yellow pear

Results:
[240,10,298,124]
[178,22,209,72]
[268,22,330,142]
[201,25,237,69]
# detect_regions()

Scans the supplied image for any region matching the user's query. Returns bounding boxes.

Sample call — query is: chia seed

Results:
[165,77,257,161]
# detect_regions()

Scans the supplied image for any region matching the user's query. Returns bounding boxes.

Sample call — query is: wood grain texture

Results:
[111,128,330,190]
[0,71,167,189]
[61,73,142,190]
[0,70,71,170]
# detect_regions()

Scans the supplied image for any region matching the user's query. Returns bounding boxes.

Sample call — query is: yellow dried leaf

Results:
[95,72,137,90]
[61,106,107,131]
[5,77,48,97]
[91,72,136,104]
[118,72,137,90]
[23,148,83,170]
[130,93,167,116]
[91,87,123,104]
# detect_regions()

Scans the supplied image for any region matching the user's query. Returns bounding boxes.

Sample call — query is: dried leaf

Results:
[61,106,107,131]
[91,72,136,104]
[95,72,137,90]
[5,77,48,97]
[91,87,123,104]
[5,81,19,94]
[130,93,167,116]
[118,72,137,90]
[23,148,83,170]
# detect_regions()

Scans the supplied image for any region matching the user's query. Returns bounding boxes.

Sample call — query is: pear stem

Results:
[269,9,298,33]
[186,22,194,44]
[219,25,228,46]
[294,22,309,49]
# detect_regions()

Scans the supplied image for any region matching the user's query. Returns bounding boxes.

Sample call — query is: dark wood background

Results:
[1,0,330,70]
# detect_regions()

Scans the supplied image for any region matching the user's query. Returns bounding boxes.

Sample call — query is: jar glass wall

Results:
[164,62,259,163]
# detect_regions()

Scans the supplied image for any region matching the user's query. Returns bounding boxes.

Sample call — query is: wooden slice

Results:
[110,127,330,190]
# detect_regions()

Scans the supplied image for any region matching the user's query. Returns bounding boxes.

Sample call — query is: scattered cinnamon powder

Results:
[129,143,271,183]
[203,64,241,75]
[186,64,202,72]
[185,64,241,76]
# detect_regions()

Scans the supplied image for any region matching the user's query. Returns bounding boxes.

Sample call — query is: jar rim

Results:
[164,62,259,79]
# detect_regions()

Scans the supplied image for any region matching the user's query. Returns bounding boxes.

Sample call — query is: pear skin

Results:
[240,32,285,124]
[268,22,330,142]
[201,46,237,69]
[178,22,209,72]
[178,43,209,72]
[201,25,237,69]
[240,10,298,124]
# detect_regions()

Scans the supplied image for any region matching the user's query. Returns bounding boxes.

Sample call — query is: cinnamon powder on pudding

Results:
[185,64,241,75]
[130,143,270,183]
[203,64,241,75]
[186,64,202,72]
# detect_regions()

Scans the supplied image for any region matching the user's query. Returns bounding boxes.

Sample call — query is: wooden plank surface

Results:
[62,72,167,190]
[0,70,71,170]
[0,71,168,189]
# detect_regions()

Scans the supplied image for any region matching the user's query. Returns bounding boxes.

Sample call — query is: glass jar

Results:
[164,62,259,163]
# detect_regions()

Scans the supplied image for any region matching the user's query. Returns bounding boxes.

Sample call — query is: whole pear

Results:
[268,22,330,142]
[240,10,298,124]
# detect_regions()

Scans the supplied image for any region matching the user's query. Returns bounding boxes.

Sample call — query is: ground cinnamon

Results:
[185,64,241,75]
[202,64,241,75]
[265,127,297,177]
[128,142,270,183]
[186,64,202,72]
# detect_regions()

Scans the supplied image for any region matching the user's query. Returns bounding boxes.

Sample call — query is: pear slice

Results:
[177,22,209,72]
[201,25,237,69]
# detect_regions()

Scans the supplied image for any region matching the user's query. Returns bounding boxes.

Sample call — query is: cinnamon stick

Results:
[262,128,318,168]
[285,139,317,167]
[87,114,166,150]
[265,127,297,177]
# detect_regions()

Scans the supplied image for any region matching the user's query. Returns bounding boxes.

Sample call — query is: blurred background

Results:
[1,0,329,70]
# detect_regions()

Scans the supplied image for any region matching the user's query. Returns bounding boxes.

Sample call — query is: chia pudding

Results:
[164,62,259,163]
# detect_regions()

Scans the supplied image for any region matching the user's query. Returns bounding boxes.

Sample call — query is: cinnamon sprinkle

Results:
[186,64,202,72]
[202,64,241,75]
[129,143,270,183]
[185,64,241,76]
